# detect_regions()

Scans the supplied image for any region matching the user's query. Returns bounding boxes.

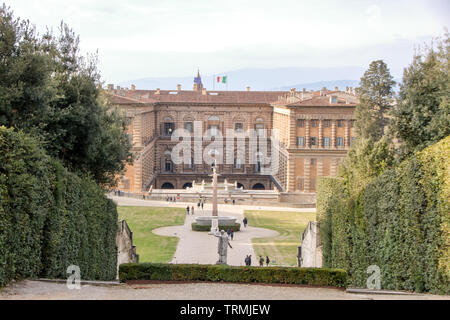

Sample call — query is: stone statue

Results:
[214,230,232,265]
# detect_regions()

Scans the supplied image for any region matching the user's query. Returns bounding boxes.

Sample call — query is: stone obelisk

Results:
[210,160,219,234]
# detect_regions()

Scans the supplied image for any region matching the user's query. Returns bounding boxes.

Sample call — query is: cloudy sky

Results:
[7,0,449,83]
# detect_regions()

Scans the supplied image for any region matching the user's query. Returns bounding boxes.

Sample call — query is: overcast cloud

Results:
[6,0,449,83]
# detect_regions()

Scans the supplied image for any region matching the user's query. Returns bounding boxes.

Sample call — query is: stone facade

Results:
[110,79,358,196]
[116,220,139,271]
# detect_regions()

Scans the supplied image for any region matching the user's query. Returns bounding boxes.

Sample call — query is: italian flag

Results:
[217,75,227,83]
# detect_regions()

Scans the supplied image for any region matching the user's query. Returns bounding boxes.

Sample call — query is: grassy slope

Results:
[244,210,316,266]
[117,206,185,263]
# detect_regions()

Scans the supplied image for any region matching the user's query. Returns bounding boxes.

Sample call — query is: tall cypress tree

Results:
[355,60,396,141]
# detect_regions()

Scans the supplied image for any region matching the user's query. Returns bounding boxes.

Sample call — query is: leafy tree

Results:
[0,5,132,187]
[355,60,396,141]
[392,32,450,155]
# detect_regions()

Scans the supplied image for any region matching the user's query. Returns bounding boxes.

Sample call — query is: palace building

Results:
[108,72,358,198]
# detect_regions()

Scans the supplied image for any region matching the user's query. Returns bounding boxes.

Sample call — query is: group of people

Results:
[244,255,270,267]
[186,205,195,215]
[113,189,123,196]
[166,196,176,202]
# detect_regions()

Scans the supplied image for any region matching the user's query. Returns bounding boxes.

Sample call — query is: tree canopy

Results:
[392,32,450,156]
[0,5,132,186]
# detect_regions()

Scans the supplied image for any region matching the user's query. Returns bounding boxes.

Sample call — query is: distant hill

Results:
[117,66,368,91]
[273,80,360,91]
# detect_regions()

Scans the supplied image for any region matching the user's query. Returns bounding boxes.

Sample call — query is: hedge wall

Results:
[0,127,118,286]
[191,222,241,232]
[317,136,450,294]
[119,263,347,288]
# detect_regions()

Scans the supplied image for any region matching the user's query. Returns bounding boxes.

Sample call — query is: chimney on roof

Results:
[349,87,353,94]
[345,86,349,93]
[107,84,114,91]
[290,88,296,95]
[193,83,198,91]
[131,84,136,91]
[155,88,160,95]
[334,86,339,91]
[177,84,181,92]
[320,87,327,96]
[246,86,250,92]
[202,88,207,95]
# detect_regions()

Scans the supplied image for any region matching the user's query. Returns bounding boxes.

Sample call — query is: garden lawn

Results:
[244,210,316,266]
[117,206,185,263]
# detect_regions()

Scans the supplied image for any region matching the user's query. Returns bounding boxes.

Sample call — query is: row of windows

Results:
[297,136,355,147]
[163,122,265,136]
[163,159,259,172]
[297,119,354,128]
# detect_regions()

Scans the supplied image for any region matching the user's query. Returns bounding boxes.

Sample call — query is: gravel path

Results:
[153,206,278,266]
[1,280,448,300]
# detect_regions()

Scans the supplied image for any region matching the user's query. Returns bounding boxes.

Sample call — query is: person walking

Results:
[243,217,248,228]
[266,256,270,267]
[259,256,264,267]
[248,255,252,266]
[186,206,190,215]
[201,201,204,210]
[191,205,194,215]
[227,228,231,240]
[244,255,249,266]
[230,228,234,241]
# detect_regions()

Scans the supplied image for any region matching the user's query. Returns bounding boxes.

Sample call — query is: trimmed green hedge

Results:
[317,136,450,294]
[0,127,118,286]
[191,222,241,232]
[119,263,347,288]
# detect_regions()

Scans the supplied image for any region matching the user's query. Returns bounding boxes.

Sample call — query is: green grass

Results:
[117,206,185,263]
[244,210,316,266]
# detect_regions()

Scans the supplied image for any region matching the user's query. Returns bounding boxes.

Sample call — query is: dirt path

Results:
[1,280,448,300]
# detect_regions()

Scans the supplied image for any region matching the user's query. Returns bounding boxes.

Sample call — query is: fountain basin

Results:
[194,216,237,226]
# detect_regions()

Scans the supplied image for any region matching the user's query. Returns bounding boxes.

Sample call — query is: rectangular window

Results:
[235,123,243,132]
[297,119,305,127]
[164,123,174,136]
[337,120,343,127]
[323,137,330,147]
[234,158,242,169]
[311,158,317,165]
[324,120,330,128]
[337,137,344,146]
[184,122,193,133]
[255,123,265,136]
[297,137,305,146]
[310,137,317,146]
[208,124,219,135]
[310,178,316,191]
[350,120,355,128]
[311,120,318,127]
[350,137,356,146]
[298,177,304,191]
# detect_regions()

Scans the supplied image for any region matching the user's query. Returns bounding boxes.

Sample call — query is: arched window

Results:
[182,182,192,189]
[161,182,175,189]
[252,183,265,190]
